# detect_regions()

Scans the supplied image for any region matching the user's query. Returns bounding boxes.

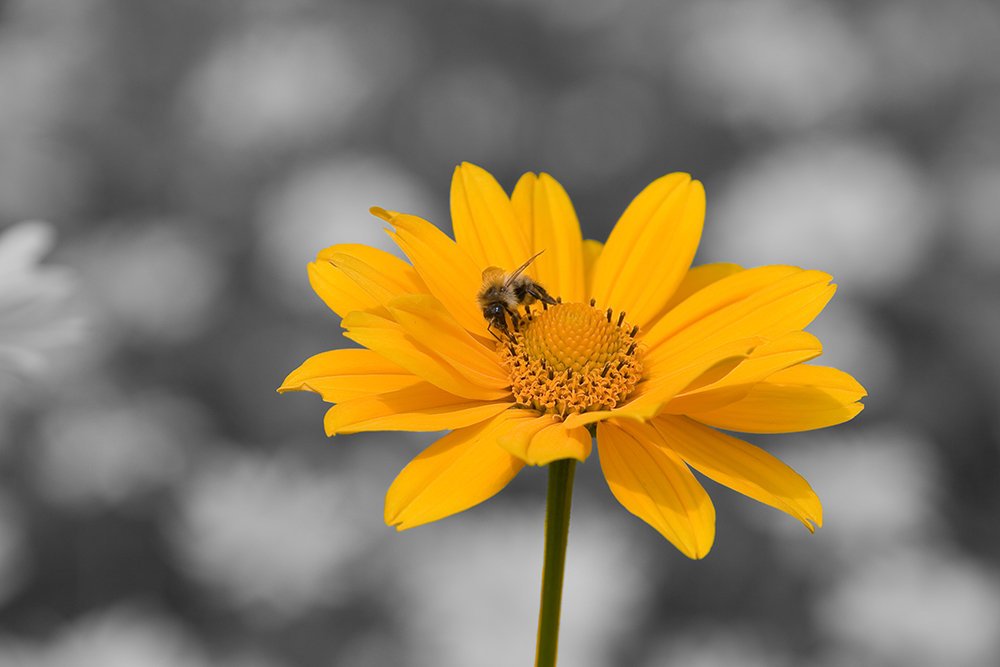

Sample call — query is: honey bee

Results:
[477,250,557,340]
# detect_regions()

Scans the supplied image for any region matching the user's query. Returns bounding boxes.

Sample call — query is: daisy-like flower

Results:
[0,220,84,380]
[279,163,866,559]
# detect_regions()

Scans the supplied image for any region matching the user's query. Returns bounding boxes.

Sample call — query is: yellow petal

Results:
[642,265,803,360]
[450,162,532,270]
[510,171,537,240]
[591,174,705,328]
[560,336,761,431]
[527,423,592,465]
[496,414,592,465]
[510,172,585,302]
[645,268,835,373]
[580,240,603,301]
[688,365,866,433]
[600,336,762,424]
[651,263,744,327]
[651,415,822,531]
[342,311,508,401]
[308,244,394,318]
[385,412,528,530]
[494,413,557,461]
[379,209,487,337]
[323,382,512,435]
[663,331,823,415]
[278,348,421,402]
[388,294,509,390]
[597,420,715,558]
[327,248,427,311]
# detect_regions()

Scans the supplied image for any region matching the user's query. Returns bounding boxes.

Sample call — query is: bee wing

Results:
[503,250,545,287]
[481,265,506,282]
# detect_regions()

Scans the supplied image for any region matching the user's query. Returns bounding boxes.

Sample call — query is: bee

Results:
[477,250,557,340]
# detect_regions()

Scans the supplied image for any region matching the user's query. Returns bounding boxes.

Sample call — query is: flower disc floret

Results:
[499,301,644,415]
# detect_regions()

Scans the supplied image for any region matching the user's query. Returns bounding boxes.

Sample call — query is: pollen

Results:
[499,301,645,415]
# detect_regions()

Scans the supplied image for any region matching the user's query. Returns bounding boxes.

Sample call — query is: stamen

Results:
[498,301,645,415]
[630,325,639,337]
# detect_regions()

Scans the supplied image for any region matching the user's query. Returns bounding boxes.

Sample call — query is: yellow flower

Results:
[279,163,866,559]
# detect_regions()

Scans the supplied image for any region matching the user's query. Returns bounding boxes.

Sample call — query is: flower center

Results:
[498,301,644,416]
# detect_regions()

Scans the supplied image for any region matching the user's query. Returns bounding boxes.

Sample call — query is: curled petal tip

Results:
[369,206,392,222]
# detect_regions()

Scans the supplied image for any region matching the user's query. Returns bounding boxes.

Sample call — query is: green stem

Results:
[535,458,577,667]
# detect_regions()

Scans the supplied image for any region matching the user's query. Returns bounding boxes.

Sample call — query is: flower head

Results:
[0,220,84,380]
[280,163,866,558]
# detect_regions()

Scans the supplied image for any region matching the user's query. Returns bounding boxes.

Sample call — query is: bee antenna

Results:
[504,250,546,286]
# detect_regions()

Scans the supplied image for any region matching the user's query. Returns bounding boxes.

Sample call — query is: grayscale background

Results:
[0,0,998,665]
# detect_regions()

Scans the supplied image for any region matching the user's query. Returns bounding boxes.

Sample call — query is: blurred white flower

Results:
[34,390,201,509]
[178,11,420,156]
[172,447,375,621]
[705,138,936,296]
[41,606,210,667]
[676,0,872,130]
[397,501,645,667]
[254,156,439,313]
[180,21,371,154]
[817,547,1000,667]
[756,425,942,555]
[0,220,84,380]
[0,606,294,667]
[640,625,792,667]
[75,221,225,345]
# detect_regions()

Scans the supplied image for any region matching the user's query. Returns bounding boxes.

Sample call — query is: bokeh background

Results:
[1,0,999,665]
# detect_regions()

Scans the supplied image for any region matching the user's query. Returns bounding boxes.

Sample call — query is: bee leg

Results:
[527,283,558,305]
[508,308,522,332]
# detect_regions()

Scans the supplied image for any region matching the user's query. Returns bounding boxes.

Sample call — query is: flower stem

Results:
[535,458,577,667]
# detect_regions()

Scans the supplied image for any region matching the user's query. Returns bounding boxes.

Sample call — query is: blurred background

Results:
[0,0,998,665]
